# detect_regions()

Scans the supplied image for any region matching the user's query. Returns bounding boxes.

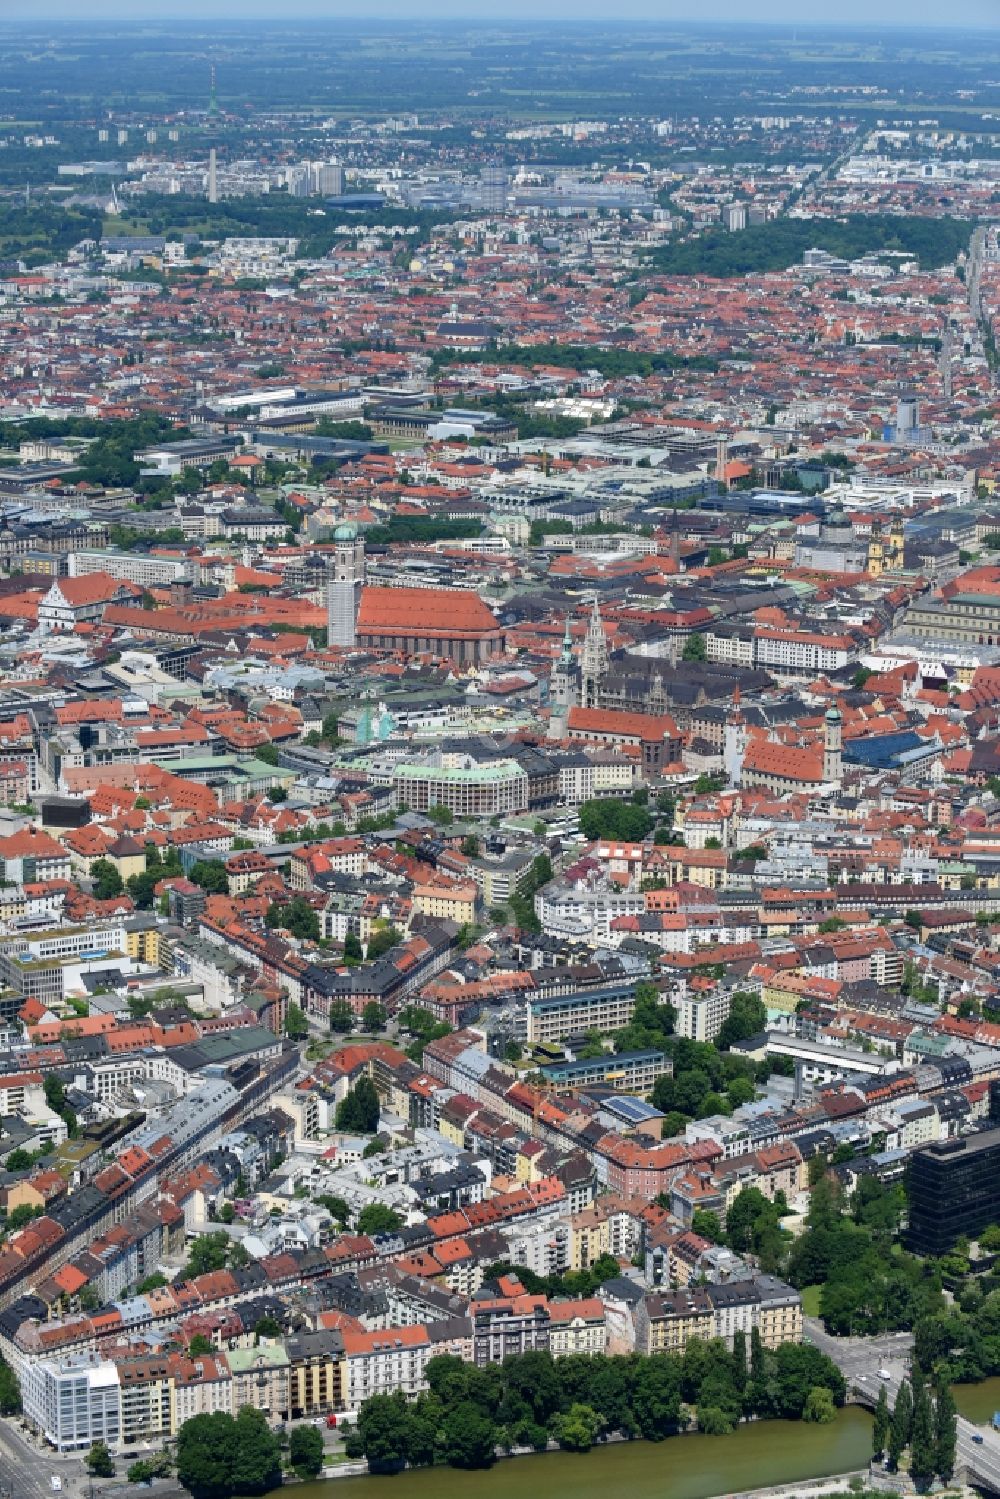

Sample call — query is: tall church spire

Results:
[580,598,608,709]
[548,616,577,740]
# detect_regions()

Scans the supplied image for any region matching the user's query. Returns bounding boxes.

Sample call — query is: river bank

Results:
[294,1406,875,1499]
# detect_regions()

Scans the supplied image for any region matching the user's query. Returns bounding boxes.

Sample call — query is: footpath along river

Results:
[296,1406,874,1499]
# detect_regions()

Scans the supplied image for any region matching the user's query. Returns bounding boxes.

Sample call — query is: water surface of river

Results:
[298,1408,874,1499]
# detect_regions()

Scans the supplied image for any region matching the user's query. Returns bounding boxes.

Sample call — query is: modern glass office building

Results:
[907,1123,1000,1255]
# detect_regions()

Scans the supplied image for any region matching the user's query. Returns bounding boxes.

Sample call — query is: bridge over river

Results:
[805,1316,1000,1494]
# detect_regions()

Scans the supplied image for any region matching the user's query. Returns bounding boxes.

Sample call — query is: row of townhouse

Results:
[0,1051,298,1315]
[635,1274,802,1356]
[20,1269,617,1452]
[21,1332,345,1452]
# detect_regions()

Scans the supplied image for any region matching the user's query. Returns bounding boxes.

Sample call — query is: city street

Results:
[0,1421,80,1499]
[802,1316,913,1385]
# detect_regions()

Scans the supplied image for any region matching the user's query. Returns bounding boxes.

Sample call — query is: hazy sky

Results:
[3,0,999,24]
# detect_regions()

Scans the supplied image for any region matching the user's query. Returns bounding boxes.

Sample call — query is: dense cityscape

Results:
[3,11,1000,1499]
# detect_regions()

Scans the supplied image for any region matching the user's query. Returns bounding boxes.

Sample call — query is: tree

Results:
[289,1424,324,1478]
[230,1406,282,1496]
[692,1209,723,1242]
[89,858,123,900]
[190,860,229,895]
[552,1402,602,1451]
[315,1193,350,1226]
[698,1404,736,1435]
[403,1391,443,1467]
[803,1386,836,1424]
[356,1392,412,1473]
[426,803,454,827]
[725,1187,777,1255]
[137,1272,168,1294]
[889,1380,912,1470]
[284,1004,309,1040]
[357,1203,402,1236]
[177,1411,238,1498]
[184,1231,235,1280]
[86,1441,115,1477]
[335,1076,380,1134]
[716,991,767,1050]
[255,743,279,766]
[682,632,707,662]
[329,999,355,1032]
[909,1380,936,1488]
[441,1400,497,1469]
[361,1001,386,1033]
[8,1200,46,1228]
[0,1357,19,1416]
[189,1334,214,1356]
[128,1461,160,1484]
[873,1382,890,1459]
[461,835,480,857]
[126,868,161,909]
[367,924,402,959]
[266,896,320,942]
[630,1355,681,1440]
[934,1381,957,1481]
[578,798,653,842]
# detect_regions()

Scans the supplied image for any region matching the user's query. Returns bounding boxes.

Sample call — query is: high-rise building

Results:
[326,523,365,647]
[314,161,344,196]
[907,1119,1000,1255]
[725,202,746,232]
[896,394,919,433]
[208,148,218,205]
[480,164,508,214]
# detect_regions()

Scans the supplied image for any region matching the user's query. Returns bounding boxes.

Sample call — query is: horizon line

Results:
[1,12,1000,30]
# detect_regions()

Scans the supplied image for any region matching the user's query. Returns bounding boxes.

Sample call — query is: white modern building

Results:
[23,1353,120,1452]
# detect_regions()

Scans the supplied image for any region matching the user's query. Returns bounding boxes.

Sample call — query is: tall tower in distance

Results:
[724,686,747,786]
[716,436,730,491]
[580,597,608,710]
[480,162,508,214]
[326,523,366,647]
[823,704,843,786]
[208,148,218,204]
[547,618,577,740]
[209,64,219,118]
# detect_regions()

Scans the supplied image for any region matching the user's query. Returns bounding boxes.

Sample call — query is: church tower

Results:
[326,522,366,647]
[580,598,608,710]
[823,705,843,785]
[724,686,747,786]
[548,618,577,740]
[669,503,681,570]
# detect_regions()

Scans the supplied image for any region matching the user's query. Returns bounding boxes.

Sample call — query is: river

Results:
[953,1376,1000,1426]
[297,1408,874,1499]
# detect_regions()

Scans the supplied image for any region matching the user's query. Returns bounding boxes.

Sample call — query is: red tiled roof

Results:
[356,585,500,638]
